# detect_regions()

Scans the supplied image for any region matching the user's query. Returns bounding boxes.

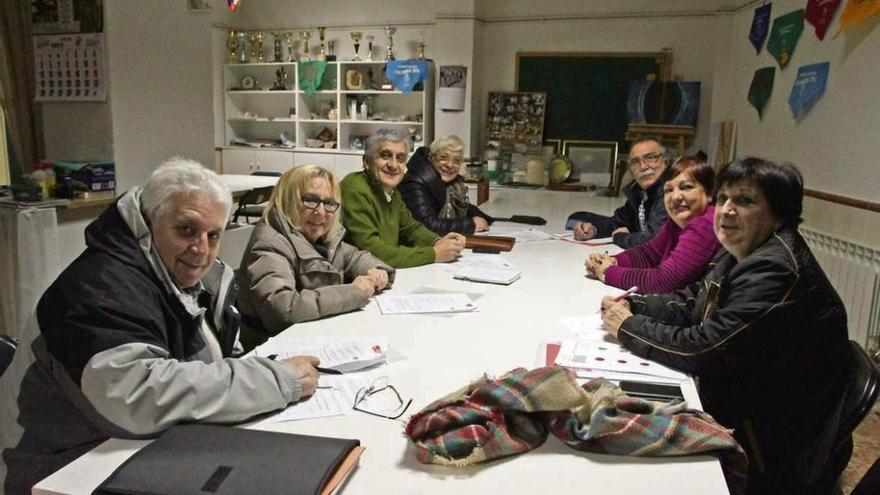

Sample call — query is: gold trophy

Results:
[384,25,396,61]
[256,31,264,63]
[226,30,239,63]
[350,32,362,61]
[366,35,375,61]
[317,27,327,61]
[283,32,295,62]
[299,30,311,61]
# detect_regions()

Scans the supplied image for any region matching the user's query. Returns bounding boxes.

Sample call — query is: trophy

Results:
[226,30,238,63]
[350,32,362,61]
[236,31,248,63]
[283,32,295,62]
[270,31,282,62]
[327,40,336,61]
[248,32,264,63]
[417,36,426,60]
[299,30,311,61]
[366,35,375,61]
[317,27,327,61]
[383,25,396,61]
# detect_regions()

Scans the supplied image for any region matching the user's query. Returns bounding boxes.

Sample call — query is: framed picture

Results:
[485,91,546,155]
[542,139,561,157]
[562,140,619,188]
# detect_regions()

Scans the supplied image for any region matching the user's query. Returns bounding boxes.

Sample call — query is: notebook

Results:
[94,424,363,495]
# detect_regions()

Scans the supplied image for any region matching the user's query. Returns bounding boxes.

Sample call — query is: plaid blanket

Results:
[404,367,747,495]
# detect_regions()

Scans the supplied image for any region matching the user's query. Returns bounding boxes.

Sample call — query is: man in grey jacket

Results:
[0,158,319,494]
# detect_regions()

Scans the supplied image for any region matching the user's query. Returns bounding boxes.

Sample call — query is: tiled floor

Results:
[840,405,880,493]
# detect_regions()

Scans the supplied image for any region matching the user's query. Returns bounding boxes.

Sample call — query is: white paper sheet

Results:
[555,339,687,381]
[256,336,388,373]
[558,314,609,341]
[479,226,553,243]
[374,293,478,314]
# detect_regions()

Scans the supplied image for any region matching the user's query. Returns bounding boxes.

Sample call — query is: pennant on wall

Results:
[385,60,429,94]
[767,9,805,69]
[749,3,773,53]
[806,0,842,40]
[789,62,830,119]
[748,67,776,118]
[228,0,240,11]
[834,0,880,38]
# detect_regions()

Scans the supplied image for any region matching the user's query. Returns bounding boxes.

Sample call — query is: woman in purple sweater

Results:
[586,157,720,293]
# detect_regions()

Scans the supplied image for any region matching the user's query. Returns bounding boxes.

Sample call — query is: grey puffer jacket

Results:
[1,189,304,495]
[237,208,394,336]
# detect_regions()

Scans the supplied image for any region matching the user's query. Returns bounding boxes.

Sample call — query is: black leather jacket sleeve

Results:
[617,254,798,375]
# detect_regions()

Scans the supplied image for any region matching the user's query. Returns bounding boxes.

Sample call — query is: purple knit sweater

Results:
[604,206,719,294]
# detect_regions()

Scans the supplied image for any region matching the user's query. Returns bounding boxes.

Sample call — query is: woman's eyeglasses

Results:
[352,376,412,420]
[301,194,340,212]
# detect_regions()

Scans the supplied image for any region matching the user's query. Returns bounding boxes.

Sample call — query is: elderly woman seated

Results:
[600,158,852,494]
[238,165,394,348]
[399,135,493,235]
[586,156,720,293]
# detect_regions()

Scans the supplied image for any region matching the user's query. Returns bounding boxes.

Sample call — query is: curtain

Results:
[0,0,44,183]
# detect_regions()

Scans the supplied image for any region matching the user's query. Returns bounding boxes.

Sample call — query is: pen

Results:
[598,286,638,313]
[265,355,341,374]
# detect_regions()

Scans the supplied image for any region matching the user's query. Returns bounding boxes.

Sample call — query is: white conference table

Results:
[34,191,729,495]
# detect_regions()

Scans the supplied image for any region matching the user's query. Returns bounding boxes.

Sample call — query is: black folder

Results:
[93,424,362,495]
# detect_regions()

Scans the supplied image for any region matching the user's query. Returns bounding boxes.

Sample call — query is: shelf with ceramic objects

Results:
[219,30,434,180]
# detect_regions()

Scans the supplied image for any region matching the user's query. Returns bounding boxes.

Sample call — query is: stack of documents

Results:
[258,336,387,373]
[375,293,478,314]
[454,266,521,285]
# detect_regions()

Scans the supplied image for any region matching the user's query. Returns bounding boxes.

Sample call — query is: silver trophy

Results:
[384,25,396,61]
[236,32,248,63]
[417,36,426,60]
[283,32,295,62]
[366,35,375,61]
[270,31,282,62]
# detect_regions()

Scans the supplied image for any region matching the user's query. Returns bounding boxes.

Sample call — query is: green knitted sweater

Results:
[340,171,439,268]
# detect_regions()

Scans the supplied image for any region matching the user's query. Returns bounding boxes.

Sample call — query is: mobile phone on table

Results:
[619,381,684,401]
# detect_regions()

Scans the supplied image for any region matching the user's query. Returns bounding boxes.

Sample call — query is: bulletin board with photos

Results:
[484,92,546,156]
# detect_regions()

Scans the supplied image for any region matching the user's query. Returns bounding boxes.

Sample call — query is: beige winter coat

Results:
[238,208,394,336]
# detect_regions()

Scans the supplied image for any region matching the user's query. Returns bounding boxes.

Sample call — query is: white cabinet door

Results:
[256,150,294,174]
[334,154,363,179]
[222,149,256,175]
[293,152,334,169]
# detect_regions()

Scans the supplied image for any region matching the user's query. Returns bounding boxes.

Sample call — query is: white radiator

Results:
[801,227,880,354]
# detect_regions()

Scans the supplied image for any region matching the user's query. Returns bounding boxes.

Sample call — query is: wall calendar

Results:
[34,33,106,102]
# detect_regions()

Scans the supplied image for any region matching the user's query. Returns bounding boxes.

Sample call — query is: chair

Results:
[814,340,880,493]
[851,456,880,495]
[0,334,18,377]
[232,186,275,224]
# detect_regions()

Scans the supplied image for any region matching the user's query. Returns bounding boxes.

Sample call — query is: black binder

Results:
[93,424,362,495]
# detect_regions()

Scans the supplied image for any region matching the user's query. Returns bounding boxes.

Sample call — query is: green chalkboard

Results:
[516,52,668,150]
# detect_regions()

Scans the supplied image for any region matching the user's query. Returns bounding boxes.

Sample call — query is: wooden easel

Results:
[625,124,695,156]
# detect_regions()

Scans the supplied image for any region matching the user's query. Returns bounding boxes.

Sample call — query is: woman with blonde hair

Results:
[238,165,393,349]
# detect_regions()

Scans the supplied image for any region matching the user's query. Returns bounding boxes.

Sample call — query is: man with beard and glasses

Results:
[567,137,670,248]
[341,128,465,268]
[0,159,320,494]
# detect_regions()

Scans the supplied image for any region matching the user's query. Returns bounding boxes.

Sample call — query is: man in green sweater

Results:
[341,128,465,268]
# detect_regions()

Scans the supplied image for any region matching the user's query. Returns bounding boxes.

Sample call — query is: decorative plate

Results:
[241,75,255,89]
[549,156,573,184]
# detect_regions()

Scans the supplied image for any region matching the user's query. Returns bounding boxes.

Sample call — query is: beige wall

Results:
[709,0,880,245]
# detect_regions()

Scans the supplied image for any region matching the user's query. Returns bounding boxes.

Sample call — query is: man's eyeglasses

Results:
[353,376,412,420]
[627,153,663,168]
[301,194,340,213]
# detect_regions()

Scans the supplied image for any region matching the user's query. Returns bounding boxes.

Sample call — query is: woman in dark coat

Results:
[600,158,853,495]
[399,135,493,235]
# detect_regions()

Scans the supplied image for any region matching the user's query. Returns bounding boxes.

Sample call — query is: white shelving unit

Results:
[220,61,434,179]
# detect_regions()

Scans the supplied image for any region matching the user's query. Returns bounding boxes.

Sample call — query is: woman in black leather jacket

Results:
[600,158,852,495]
[399,135,493,235]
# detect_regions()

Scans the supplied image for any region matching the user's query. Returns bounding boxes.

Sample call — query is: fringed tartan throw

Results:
[404,367,748,495]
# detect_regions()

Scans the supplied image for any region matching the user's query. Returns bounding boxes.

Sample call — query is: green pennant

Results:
[748,67,776,119]
[298,61,328,96]
[767,9,805,69]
